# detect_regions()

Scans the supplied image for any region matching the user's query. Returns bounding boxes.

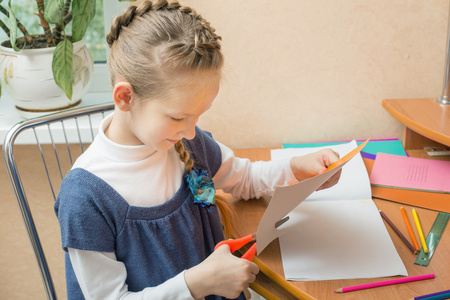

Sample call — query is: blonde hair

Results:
[106,0,223,98]
[107,0,234,238]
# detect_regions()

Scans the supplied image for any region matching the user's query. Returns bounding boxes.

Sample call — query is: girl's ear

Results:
[113,81,135,111]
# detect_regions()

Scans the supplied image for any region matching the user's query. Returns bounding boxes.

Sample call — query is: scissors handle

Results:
[214,234,257,261]
[241,243,257,261]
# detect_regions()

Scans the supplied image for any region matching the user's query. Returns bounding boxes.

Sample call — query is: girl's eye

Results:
[170,116,184,122]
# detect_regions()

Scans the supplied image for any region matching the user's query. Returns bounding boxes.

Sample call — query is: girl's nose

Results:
[181,124,196,140]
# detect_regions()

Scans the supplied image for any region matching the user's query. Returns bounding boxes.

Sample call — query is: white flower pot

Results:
[0,39,93,118]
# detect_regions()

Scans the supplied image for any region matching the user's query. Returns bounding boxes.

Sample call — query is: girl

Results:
[55,1,341,299]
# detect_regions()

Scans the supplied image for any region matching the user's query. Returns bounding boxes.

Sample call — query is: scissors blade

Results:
[239,217,288,261]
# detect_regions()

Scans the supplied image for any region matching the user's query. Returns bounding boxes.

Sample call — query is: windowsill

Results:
[0,92,113,145]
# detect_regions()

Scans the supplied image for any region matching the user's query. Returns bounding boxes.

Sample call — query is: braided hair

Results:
[107,0,223,97]
[107,1,234,238]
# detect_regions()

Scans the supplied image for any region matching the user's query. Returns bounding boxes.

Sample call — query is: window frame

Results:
[88,1,129,93]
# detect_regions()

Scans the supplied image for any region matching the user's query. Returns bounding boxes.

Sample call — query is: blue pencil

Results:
[410,289,450,300]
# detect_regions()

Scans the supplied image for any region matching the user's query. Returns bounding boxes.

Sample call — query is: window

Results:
[0,0,128,93]
[90,1,129,92]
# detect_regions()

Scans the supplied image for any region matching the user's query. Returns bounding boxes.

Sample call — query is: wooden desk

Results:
[229,148,450,300]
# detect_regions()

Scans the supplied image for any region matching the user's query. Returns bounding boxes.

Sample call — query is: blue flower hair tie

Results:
[186,169,216,208]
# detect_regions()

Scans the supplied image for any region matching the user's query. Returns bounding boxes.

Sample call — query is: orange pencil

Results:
[400,207,420,253]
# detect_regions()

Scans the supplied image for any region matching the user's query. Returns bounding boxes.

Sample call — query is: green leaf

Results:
[7,1,19,51]
[72,0,96,42]
[52,38,73,100]
[44,0,65,25]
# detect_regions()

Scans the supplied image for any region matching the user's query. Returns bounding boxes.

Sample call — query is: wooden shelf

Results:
[382,98,450,149]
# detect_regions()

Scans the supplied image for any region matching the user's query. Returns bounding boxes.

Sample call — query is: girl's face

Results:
[123,72,220,151]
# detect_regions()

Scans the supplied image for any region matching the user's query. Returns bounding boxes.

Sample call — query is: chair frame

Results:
[3,103,114,300]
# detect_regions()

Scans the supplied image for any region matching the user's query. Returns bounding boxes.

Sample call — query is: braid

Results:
[106,0,223,100]
[178,5,222,49]
[106,5,137,47]
[107,1,160,47]
[107,0,222,71]
[176,4,222,65]
[174,140,194,172]
[174,141,235,239]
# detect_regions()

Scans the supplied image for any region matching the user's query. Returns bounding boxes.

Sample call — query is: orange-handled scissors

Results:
[214,216,290,261]
[214,233,257,261]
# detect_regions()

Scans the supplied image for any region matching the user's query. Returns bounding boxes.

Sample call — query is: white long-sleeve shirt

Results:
[68,114,298,300]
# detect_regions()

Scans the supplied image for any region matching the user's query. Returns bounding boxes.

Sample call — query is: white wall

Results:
[135,1,450,148]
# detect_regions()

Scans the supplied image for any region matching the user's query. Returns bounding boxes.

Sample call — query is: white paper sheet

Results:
[268,141,407,281]
[255,160,344,254]
[257,141,363,253]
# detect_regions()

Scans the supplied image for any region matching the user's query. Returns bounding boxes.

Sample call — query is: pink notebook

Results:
[370,153,450,193]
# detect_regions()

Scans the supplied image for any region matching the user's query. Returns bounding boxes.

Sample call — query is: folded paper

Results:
[256,139,369,254]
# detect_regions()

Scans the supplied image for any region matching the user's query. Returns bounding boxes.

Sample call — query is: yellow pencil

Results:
[412,209,428,253]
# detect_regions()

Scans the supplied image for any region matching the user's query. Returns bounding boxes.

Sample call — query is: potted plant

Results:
[0,0,96,116]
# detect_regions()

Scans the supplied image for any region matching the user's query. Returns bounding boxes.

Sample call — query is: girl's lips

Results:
[167,139,179,144]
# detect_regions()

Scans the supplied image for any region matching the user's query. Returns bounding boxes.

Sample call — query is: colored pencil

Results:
[334,273,435,293]
[412,209,429,253]
[253,256,316,300]
[379,210,417,254]
[401,207,420,252]
[420,294,450,300]
[409,289,450,300]
[249,282,278,300]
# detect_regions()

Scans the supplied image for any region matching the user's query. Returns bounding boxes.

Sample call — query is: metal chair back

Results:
[3,103,114,299]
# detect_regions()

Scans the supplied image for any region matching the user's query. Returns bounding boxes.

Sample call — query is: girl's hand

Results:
[184,244,259,299]
[289,148,341,191]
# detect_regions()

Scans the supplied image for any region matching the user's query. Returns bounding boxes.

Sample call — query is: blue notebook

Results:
[283,139,407,160]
